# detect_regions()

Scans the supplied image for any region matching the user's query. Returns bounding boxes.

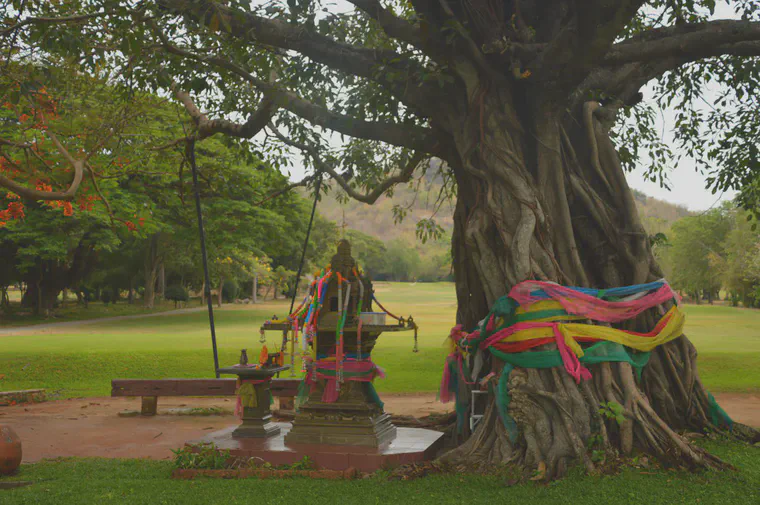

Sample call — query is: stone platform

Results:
[189,423,444,472]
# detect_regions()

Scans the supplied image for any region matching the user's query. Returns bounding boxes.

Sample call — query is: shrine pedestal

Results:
[285,381,396,447]
[216,365,289,439]
[233,406,281,439]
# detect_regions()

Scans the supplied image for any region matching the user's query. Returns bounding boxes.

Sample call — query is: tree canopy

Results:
[1,1,759,218]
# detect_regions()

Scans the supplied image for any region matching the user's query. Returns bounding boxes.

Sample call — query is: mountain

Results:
[312,175,691,246]
[631,189,692,234]
[313,173,454,246]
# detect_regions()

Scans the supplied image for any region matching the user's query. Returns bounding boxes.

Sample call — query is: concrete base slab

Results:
[189,422,444,472]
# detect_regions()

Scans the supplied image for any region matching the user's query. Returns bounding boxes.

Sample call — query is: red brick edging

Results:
[171,467,359,480]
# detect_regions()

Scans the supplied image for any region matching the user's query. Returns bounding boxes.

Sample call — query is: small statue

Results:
[239,349,249,366]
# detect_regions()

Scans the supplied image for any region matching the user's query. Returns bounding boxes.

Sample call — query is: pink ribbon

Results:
[439,351,480,404]
[306,359,385,403]
[439,354,455,403]
[552,326,591,383]
[509,281,676,323]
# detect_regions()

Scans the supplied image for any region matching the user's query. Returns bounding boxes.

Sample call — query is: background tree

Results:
[714,207,760,307]
[666,209,731,303]
[6,0,760,477]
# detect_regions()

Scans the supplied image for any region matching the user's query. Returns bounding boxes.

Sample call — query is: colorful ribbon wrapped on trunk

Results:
[440,279,733,434]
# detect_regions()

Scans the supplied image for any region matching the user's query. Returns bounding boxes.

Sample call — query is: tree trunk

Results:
[0,286,9,309]
[128,276,134,305]
[252,274,258,304]
[143,234,161,309]
[22,266,62,316]
[143,268,157,309]
[158,263,166,300]
[438,95,756,479]
[217,277,224,308]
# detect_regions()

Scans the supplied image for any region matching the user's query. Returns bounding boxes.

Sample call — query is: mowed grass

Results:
[0,282,758,396]
[1,440,758,505]
[0,298,193,327]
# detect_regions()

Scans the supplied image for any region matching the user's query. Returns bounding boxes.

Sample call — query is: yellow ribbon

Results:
[495,306,685,356]
[238,382,257,408]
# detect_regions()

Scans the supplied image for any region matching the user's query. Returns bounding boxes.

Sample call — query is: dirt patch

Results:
[0,393,756,463]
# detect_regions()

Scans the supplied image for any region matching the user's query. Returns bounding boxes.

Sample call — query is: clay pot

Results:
[0,425,22,475]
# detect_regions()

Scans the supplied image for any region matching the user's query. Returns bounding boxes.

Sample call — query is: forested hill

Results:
[312,177,691,244]
[312,172,455,244]
[631,189,692,234]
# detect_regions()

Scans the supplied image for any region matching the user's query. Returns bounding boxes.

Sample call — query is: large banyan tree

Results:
[3,0,760,478]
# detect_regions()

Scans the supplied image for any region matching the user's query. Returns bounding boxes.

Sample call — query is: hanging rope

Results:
[290,173,323,314]
[187,139,220,378]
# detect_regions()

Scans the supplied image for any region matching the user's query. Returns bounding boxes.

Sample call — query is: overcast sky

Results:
[279,1,741,212]
[621,1,740,211]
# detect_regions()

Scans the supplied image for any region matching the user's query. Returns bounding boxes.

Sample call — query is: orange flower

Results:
[18,113,30,123]
[8,202,24,219]
[35,181,52,192]
[62,202,73,216]
[125,220,137,232]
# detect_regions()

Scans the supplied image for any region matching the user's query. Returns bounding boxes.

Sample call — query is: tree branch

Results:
[530,0,646,90]
[253,174,317,207]
[0,12,108,37]
[0,131,84,201]
[347,0,447,60]
[86,161,114,224]
[574,21,760,109]
[172,85,277,141]
[605,20,760,65]
[575,0,648,62]
[268,123,427,205]
[156,0,438,113]
[151,27,440,154]
[0,138,32,148]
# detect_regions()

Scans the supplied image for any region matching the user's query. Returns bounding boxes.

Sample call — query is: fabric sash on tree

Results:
[439,279,734,435]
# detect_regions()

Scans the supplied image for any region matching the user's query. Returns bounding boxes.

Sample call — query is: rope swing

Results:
[290,173,322,314]
[187,139,220,378]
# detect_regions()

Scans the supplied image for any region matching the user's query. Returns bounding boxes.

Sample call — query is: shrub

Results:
[222,280,239,303]
[165,285,189,308]
[101,290,113,305]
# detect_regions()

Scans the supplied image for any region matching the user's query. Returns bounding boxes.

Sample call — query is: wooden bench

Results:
[111,378,302,416]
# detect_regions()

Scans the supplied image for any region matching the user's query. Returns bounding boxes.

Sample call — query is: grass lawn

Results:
[0,282,758,396]
[0,440,757,505]
[0,298,197,328]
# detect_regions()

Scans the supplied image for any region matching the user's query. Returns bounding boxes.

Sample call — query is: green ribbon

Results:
[490,341,651,378]
[490,341,652,438]
[707,392,734,429]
